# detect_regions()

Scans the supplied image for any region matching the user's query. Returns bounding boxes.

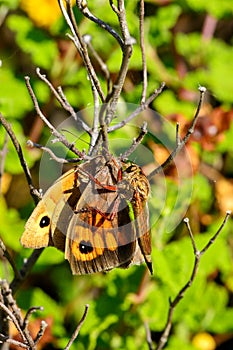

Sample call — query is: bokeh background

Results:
[0,1,233,349]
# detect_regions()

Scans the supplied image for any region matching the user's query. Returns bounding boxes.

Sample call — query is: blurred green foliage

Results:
[0,0,233,349]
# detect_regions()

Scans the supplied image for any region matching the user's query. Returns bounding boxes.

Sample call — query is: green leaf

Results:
[154,90,195,118]
[192,173,213,213]
[7,15,58,69]
[0,120,37,173]
[0,196,24,252]
[186,0,233,18]
[0,68,32,118]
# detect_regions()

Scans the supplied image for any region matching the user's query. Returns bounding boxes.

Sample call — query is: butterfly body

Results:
[21,155,152,274]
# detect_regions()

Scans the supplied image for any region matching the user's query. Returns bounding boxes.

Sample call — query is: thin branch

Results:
[120,122,147,160]
[117,0,132,44]
[139,0,147,104]
[59,0,105,101]
[0,113,40,205]
[109,0,120,15]
[10,249,44,294]
[88,80,101,156]
[145,322,153,350]
[83,35,112,94]
[23,307,44,331]
[36,68,91,134]
[0,302,27,345]
[0,281,35,349]
[0,117,45,295]
[0,132,8,194]
[0,280,47,349]
[0,240,21,280]
[156,211,231,350]
[24,76,86,160]
[76,1,124,48]
[34,320,48,345]
[64,304,89,350]
[104,0,134,125]
[200,210,232,255]
[0,334,28,349]
[175,122,180,147]
[27,141,104,189]
[104,41,133,126]
[149,86,206,180]
[108,82,165,132]
[27,140,72,164]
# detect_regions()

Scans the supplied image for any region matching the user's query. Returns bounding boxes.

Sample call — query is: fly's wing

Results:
[119,161,152,274]
[135,202,152,274]
[121,174,152,273]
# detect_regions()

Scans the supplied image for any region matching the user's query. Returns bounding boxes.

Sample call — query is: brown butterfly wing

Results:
[21,156,105,250]
[21,168,78,249]
[64,158,137,274]
[65,207,136,274]
[21,155,152,275]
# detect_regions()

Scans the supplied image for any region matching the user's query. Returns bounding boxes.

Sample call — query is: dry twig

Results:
[64,304,89,350]
[0,132,8,194]
[148,86,206,180]
[0,113,41,204]
[139,0,147,104]
[155,211,231,350]
[25,76,86,160]
[0,280,47,350]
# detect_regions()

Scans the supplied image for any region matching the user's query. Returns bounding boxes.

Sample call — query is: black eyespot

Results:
[79,240,93,254]
[39,216,50,228]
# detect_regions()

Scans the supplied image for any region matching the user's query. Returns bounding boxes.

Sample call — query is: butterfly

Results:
[21,155,152,275]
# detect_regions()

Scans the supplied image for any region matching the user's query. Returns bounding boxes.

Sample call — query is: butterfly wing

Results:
[65,203,137,274]
[20,168,79,249]
[21,156,106,250]
[64,159,137,274]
